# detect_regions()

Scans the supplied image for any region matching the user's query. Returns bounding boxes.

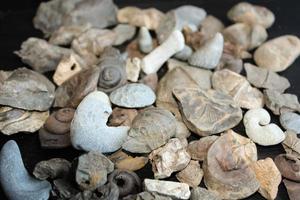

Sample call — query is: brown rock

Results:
[200,15,224,41]
[139,73,158,92]
[173,87,242,136]
[108,107,138,127]
[250,158,281,200]
[126,40,146,59]
[223,41,252,59]
[283,179,300,200]
[215,53,243,74]
[275,154,300,182]
[187,136,219,161]
[282,130,300,158]
[183,27,205,50]
[176,160,203,187]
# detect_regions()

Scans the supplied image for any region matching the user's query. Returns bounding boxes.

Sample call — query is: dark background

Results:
[0,0,300,199]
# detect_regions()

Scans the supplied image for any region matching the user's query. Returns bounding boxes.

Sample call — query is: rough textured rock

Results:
[173,87,242,136]
[227,2,275,28]
[139,73,158,92]
[33,158,71,180]
[149,138,191,179]
[216,53,243,73]
[108,107,138,127]
[203,130,259,199]
[109,83,156,108]
[250,158,281,200]
[280,112,300,133]
[117,7,164,30]
[283,179,300,200]
[254,35,300,72]
[176,160,203,187]
[0,67,55,111]
[15,37,72,73]
[282,130,300,158]
[52,178,79,199]
[264,89,300,115]
[123,191,172,200]
[122,107,177,153]
[187,136,219,161]
[126,58,141,82]
[0,106,49,135]
[212,69,264,109]
[200,15,224,41]
[275,154,300,182]
[190,187,221,200]
[0,140,51,200]
[75,151,114,190]
[144,179,191,200]
[245,63,290,93]
[183,28,206,50]
[113,24,136,46]
[71,91,129,153]
[126,40,147,59]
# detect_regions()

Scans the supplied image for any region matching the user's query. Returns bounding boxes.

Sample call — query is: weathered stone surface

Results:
[33,158,71,180]
[227,2,275,28]
[275,154,300,182]
[176,160,203,187]
[113,24,136,46]
[173,87,242,136]
[117,7,164,30]
[149,138,191,179]
[250,158,281,200]
[283,179,300,200]
[223,23,267,50]
[52,178,79,199]
[123,191,172,200]
[109,83,156,108]
[126,58,141,82]
[0,140,51,200]
[0,106,49,135]
[264,89,300,115]
[139,73,158,92]
[200,15,224,41]
[144,179,191,200]
[15,38,72,73]
[122,107,177,153]
[190,187,221,200]
[245,63,290,93]
[75,151,114,190]
[0,67,55,111]
[280,112,300,133]
[71,91,129,153]
[216,53,243,73]
[108,107,138,127]
[187,136,219,161]
[282,130,300,158]
[212,69,264,109]
[254,35,300,72]
[203,130,259,199]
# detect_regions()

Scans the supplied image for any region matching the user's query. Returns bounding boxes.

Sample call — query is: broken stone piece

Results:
[280,112,300,133]
[187,136,219,161]
[126,40,146,59]
[250,158,281,200]
[113,24,136,46]
[108,107,138,127]
[123,191,172,200]
[245,63,290,93]
[190,187,221,200]
[117,7,164,30]
[33,158,71,180]
[282,130,300,158]
[0,67,55,111]
[139,73,158,92]
[144,179,191,200]
[176,160,203,187]
[15,37,72,73]
[122,107,177,153]
[173,87,242,136]
[200,15,224,41]
[75,151,114,190]
[215,53,243,73]
[52,178,79,199]
[126,58,141,82]
[149,138,191,179]
[254,35,300,72]
[212,69,264,109]
[274,154,300,182]
[182,28,205,50]
[0,106,49,135]
[283,179,300,200]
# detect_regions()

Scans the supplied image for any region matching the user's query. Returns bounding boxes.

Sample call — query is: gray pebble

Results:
[174,45,193,61]
[113,24,136,46]
[173,5,206,30]
[280,112,300,133]
[0,140,51,200]
[138,26,153,54]
[52,179,79,199]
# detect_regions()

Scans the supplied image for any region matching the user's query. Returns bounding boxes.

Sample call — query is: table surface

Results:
[0,0,300,199]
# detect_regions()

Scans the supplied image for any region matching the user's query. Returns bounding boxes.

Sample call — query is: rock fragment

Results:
[108,107,138,127]
[138,27,153,54]
[126,58,141,82]
[174,45,193,61]
[282,130,300,158]
[123,191,172,200]
[139,73,158,92]
[283,179,300,200]
[187,136,219,161]
[280,112,300,133]
[215,53,243,73]
[113,24,136,46]
[200,15,224,40]
[176,160,203,187]
[52,178,79,199]
[274,154,300,182]
[190,187,221,200]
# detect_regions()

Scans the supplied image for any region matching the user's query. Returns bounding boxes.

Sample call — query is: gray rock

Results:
[52,179,79,199]
[280,112,300,133]
[173,5,206,30]
[0,68,55,111]
[0,140,51,200]
[138,27,153,54]
[71,91,129,153]
[124,192,172,200]
[216,53,243,73]
[110,83,156,108]
[113,24,136,46]
[190,187,221,200]
[174,45,193,61]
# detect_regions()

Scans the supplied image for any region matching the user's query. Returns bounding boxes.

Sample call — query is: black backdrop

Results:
[0,0,300,199]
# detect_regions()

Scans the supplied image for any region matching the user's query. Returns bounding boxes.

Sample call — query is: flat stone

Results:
[109,83,156,108]
[254,35,300,72]
[144,179,191,200]
[0,106,49,135]
[149,138,191,179]
[113,24,136,46]
[245,63,290,93]
[212,69,264,109]
[250,158,281,200]
[0,140,51,200]
[15,37,72,73]
[0,67,55,111]
[123,191,172,200]
[282,130,300,158]
[71,91,129,153]
[215,53,243,73]
[176,160,203,187]
[173,87,242,136]
[283,179,300,200]
[275,154,300,182]
[187,136,219,161]
[75,151,114,190]
[122,107,177,153]
[280,112,300,133]
[190,187,221,200]
[108,107,138,127]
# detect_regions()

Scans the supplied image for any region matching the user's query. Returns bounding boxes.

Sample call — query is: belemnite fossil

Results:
[1,1,300,199]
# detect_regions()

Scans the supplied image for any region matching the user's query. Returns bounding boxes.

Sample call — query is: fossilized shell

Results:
[203,130,259,199]
[176,160,203,188]
[173,87,242,136]
[122,107,177,153]
[282,130,300,158]
[187,136,219,161]
[275,154,300,182]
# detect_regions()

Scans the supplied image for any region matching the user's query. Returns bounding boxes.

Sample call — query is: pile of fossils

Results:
[0,0,300,199]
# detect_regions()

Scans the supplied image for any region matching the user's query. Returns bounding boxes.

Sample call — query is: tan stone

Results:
[176,160,203,187]
[125,57,141,82]
[187,136,219,161]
